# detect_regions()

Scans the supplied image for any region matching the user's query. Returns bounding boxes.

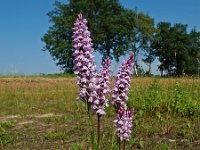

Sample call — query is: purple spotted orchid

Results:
[89,58,111,115]
[72,13,136,148]
[114,108,134,141]
[72,13,96,101]
[111,53,135,110]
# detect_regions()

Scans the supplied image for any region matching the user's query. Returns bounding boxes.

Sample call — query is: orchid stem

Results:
[86,101,95,149]
[118,137,121,150]
[123,141,125,150]
[97,115,101,149]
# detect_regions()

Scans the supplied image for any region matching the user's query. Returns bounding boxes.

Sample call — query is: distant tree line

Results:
[42,0,200,76]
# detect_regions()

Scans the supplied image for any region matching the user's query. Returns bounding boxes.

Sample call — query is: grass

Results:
[0,76,200,149]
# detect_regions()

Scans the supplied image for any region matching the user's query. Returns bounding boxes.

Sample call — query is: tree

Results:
[186,28,200,74]
[151,22,173,75]
[42,0,155,72]
[142,47,155,74]
[142,34,158,75]
[152,22,200,76]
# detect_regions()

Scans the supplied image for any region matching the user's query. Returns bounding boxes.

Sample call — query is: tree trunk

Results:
[148,63,151,74]
[106,49,110,58]
[134,64,138,76]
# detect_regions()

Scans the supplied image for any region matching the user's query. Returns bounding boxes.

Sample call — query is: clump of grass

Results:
[0,122,16,148]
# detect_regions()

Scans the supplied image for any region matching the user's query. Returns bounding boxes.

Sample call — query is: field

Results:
[0,76,200,150]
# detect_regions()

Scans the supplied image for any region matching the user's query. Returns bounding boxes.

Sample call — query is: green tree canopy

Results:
[152,22,200,76]
[186,28,200,74]
[42,0,155,72]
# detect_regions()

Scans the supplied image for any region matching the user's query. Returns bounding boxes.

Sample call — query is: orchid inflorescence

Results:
[111,53,135,110]
[112,53,135,142]
[72,13,135,147]
[114,108,134,141]
[72,13,96,102]
[89,58,111,115]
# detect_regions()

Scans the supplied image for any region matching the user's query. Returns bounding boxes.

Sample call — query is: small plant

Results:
[89,58,111,148]
[72,13,135,149]
[143,79,159,113]
[72,13,98,149]
[111,53,135,150]
[171,82,183,115]
[0,122,15,149]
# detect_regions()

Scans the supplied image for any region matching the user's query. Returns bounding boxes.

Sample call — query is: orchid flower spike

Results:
[72,13,96,102]
[114,107,134,141]
[112,53,135,110]
[89,57,112,115]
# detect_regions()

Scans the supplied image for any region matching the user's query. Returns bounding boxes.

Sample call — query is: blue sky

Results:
[0,0,199,75]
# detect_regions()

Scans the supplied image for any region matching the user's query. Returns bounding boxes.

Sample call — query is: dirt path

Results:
[0,113,64,122]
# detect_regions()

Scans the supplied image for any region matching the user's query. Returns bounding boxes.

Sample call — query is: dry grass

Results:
[0,76,200,149]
